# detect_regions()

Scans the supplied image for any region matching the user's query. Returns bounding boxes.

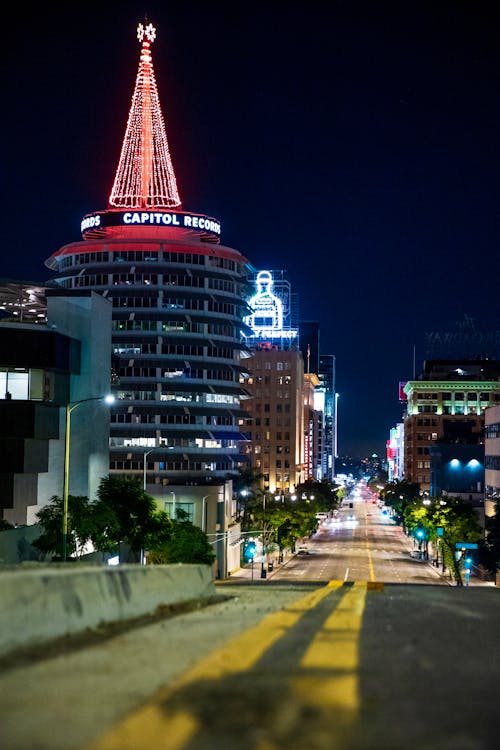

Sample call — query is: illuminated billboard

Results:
[244,270,298,342]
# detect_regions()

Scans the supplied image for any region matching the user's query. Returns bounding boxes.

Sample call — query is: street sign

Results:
[455,542,478,550]
[437,527,444,536]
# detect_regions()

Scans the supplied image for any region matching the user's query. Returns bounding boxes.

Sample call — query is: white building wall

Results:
[485,404,500,518]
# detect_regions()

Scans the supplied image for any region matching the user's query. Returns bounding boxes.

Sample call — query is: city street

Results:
[1,491,497,750]
[234,494,452,586]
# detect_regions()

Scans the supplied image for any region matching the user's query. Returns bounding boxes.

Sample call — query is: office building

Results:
[44,21,251,500]
[485,405,500,519]
[0,289,112,525]
[403,359,500,490]
[242,345,304,495]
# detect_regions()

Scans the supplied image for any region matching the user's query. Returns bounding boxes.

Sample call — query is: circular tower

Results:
[45,21,251,489]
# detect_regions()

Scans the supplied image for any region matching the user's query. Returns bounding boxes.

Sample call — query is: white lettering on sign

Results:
[80,214,101,232]
[81,211,221,236]
[122,212,220,234]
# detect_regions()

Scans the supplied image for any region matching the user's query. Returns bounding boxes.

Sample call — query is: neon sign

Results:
[244,270,298,341]
[81,210,221,237]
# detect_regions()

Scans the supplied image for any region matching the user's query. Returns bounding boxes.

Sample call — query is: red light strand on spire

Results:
[109,22,181,209]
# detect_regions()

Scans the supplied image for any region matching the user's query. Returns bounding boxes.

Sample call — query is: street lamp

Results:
[62,394,115,562]
[143,449,154,491]
[201,495,209,532]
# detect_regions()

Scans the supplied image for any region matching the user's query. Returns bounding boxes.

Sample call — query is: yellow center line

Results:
[291,582,368,735]
[364,506,376,582]
[86,581,345,750]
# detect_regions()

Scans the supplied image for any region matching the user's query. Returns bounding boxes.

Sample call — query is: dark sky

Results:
[2,1,500,457]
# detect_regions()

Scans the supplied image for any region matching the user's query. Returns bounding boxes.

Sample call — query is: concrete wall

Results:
[0,524,50,564]
[0,564,216,658]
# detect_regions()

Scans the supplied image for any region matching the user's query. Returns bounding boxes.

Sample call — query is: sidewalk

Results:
[228,548,296,581]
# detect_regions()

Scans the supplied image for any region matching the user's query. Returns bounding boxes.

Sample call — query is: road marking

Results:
[364,523,375,582]
[291,582,368,726]
[86,581,346,750]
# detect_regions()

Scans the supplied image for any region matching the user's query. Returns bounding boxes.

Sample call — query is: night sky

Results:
[2,1,500,457]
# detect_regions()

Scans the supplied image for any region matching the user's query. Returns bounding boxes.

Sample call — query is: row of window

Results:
[114,343,236,359]
[250,375,292,385]
[254,432,292,443]
[262,474,292,483]
[254,445,291,454]
[116,391,236,404]
[114,319,235,337]
[69,249,241,274]
[118,366,239,382]
[252,403,292,413]
[486,422,500,439]
[111,296,239,316]
[485,456,500,470]
[252,390,291,399]
[110,459,235,471]
[258,460,292,469]
[112,413,236,426]
[415,392,492,401]
[251,361,292,371]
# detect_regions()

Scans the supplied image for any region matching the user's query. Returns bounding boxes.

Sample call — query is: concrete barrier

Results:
[0,564,216,658]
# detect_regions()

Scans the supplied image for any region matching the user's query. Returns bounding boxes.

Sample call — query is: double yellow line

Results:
[88,581,369,750]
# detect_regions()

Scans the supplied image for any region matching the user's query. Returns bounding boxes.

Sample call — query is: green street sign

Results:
[455,542,478,550]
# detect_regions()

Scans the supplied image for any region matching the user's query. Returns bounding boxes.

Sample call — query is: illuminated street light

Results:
[62,394,115,562]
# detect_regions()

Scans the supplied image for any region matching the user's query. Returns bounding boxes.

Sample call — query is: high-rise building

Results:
[403,359,500,490]
[0,289,112,525]
[242,345,304,495]
[299,324,337,481]
[318,354,337,480]
[44,21,252,500]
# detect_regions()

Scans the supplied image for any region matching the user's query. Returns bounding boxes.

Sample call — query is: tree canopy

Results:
[33,476,215,567]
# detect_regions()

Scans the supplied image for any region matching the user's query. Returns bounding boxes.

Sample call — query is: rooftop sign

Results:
[81,210,221,238]
[244,270,298,342]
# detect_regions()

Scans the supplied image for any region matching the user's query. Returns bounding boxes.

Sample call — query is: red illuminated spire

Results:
[109,21,181,209]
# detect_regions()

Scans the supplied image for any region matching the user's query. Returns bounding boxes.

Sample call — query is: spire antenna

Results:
[109,20,181,209]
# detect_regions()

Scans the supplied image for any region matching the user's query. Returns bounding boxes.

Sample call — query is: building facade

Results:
[44,22,252,499]
[403,359,500,490]
[485,404,500,519]
[0,290,112,525]
[318,354,337,480]
[242,346,304,495]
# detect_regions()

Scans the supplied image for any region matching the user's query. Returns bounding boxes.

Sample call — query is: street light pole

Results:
[143,449,154,491]
[62,394,114,562]
[201,495,208,532]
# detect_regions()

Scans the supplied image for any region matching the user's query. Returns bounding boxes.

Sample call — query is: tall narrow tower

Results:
[45,21,251,494]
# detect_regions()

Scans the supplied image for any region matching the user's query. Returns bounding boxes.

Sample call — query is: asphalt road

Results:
[1,577,499,750]
[272,498,448,585]
[1,494,497,749]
